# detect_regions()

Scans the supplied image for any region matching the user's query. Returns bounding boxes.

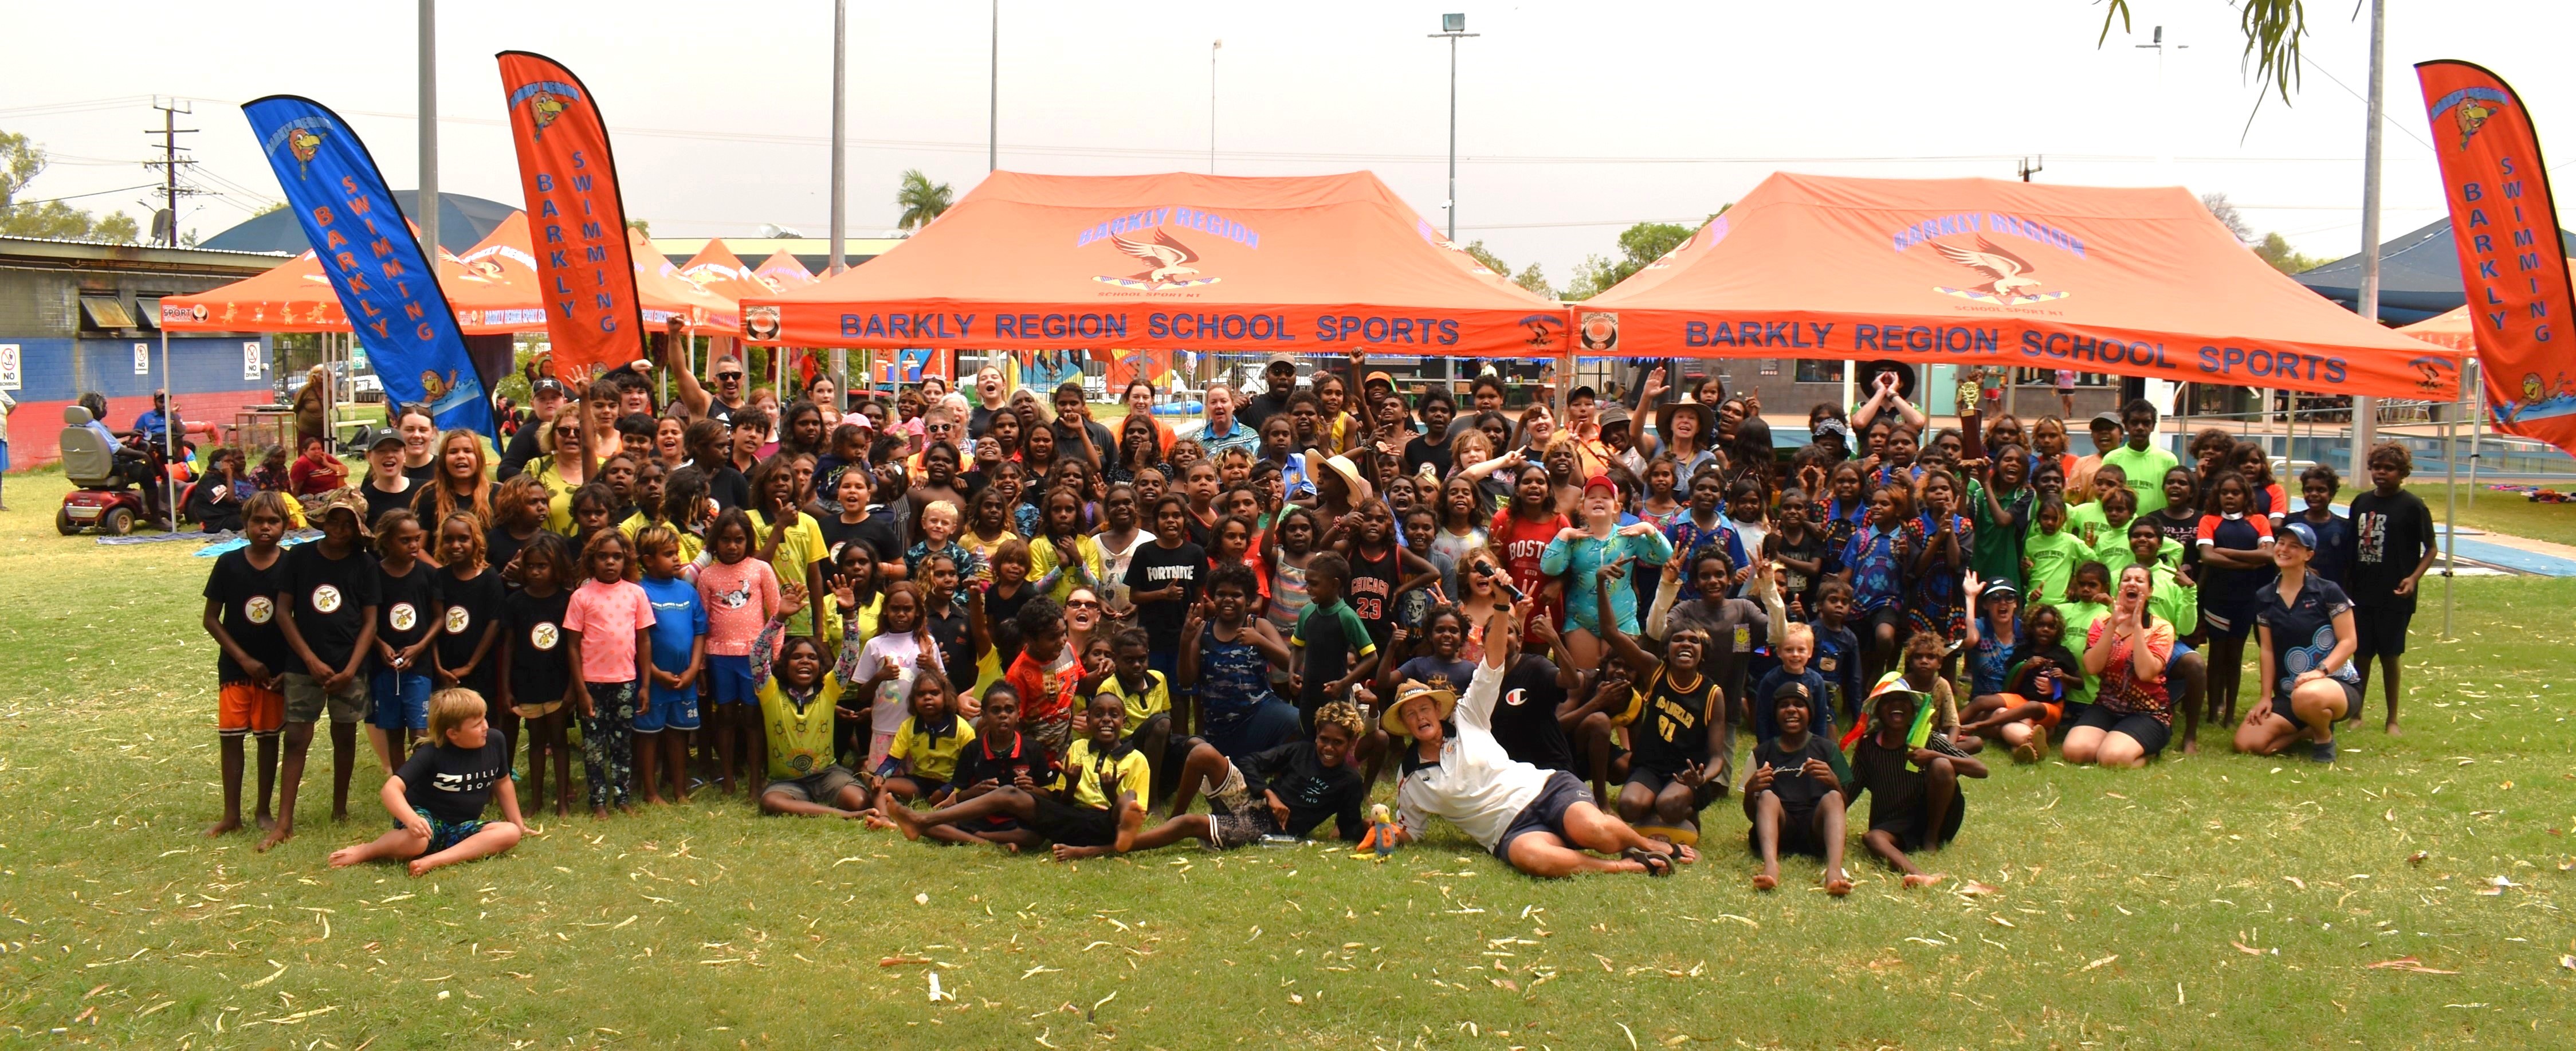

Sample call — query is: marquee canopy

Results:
[2400,306,2474,351]
[740,170,1565,357]
[1573,172,2463,400]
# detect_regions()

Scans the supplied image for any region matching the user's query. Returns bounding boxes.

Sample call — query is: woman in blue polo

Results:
[2232,520,2361,762]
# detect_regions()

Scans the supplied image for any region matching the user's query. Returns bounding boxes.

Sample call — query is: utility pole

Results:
[2017,155,2043,182]
[2135,26,2188,180]
[988,0,999,172]
[143,99,201,247]
[1209,40,1222,174]
[2350,0,2387,477]
[828,0,849,408]
[1430,14,1479,242]
[419,0,438,257]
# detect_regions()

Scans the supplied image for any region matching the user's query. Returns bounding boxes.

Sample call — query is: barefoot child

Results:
[635,526,707,805]
[877,693,1148,860]
[563,530,654,818]
[367,510,442,776]
[201,491,293,836]
[1844,684,1986,887]
[871,670,972,810]
[2346,443,2433,734]
[926,685,1060,849]
[696,511,781,794]
[498,534,580,815]
[751,591,875,818]
[1125,700,1371,851]
[328,689,524,876]
[857,583,944,770]
[1958,603,2080,763]
[267,489,380,851]
[431,513,506,760]
[1743,683,1853,895]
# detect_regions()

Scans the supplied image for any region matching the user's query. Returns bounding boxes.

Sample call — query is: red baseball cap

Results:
[1581,474,1618,497]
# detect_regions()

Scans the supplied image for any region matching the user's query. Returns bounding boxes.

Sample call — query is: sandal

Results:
[1623,847,1674,877]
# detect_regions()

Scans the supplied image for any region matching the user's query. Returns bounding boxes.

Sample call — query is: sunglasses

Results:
[1065,598,1102,609]
[716,372,744,381]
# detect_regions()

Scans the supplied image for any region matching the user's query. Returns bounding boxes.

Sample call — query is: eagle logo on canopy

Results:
[1095,229,1222,291]
[528,91,568,138]
[2429,86,2511,152]
[1931,237,2069,305]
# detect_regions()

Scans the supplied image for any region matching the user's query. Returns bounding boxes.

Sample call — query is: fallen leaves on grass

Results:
[2081,954,2119,971]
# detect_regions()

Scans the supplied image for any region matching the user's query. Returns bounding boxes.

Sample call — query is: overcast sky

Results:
[5,0,2569,283]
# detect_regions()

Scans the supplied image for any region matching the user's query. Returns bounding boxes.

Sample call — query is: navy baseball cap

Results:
[2278,519,2318,550]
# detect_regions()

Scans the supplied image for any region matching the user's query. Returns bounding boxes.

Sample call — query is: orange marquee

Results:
[2399,306,2474,351]
[1573,173,2462,400]
[675,239,774,305]
[749,249,816,293]
[162,250,348,332]
[740,170,1566,356]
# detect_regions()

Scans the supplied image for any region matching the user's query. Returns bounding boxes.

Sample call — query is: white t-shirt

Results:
[857,632,941,736]
[1098,529,1156,614]
[1395,658,1548,851]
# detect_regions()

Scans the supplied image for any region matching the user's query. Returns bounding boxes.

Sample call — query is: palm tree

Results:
[894,170,953,234]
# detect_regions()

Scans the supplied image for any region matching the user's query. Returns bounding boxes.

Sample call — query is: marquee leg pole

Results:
[160,328,174,530]
[2442,403,2457,638]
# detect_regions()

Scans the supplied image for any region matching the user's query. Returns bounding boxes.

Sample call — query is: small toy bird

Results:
[1352,803,1398,861]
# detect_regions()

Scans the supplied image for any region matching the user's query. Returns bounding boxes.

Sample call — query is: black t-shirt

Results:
[1488,654,1576,773]
[375,560,442,666]
[1848,733,1927,832]
[1764,527,1829,613]
[283,543,379,673]
[360,478,415,530]
[921,605,973,689]
[1401,433,1452,480]
[816,511,905,571]
[2347,488,2433,612]
[2253,575,2362,707]
[435,565,507,695]
[707,462,754,512]
[396,738,511,824]
[1630,668,1721,774]
[402,461,437,485]
[203,548,292,683]
[968,403,1003,440]
[952,730,1061,795]
[1749,733,1847,810]
[502,587,574,708]
[1343,543,1401,645]
[1123,540,1206,650]
[1237,739,1367,841]
[485,526,538,586]
[2151,508,2201,571]
[1238,391,1292,433]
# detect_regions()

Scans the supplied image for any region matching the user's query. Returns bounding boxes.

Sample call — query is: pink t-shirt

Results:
[695,557,780,657]
[563,578,656,684]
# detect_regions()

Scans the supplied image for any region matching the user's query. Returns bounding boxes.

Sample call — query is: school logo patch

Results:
[1817,656,1837,673]
[245,596,275,625]
[531,622,560,650]
[445,606,472,634]
[389,602,418,633]
[311,584,343,615]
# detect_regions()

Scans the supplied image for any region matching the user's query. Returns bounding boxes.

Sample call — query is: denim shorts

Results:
[368,671,431,732]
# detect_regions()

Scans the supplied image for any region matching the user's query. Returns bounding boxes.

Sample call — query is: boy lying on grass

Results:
[1123,700,1371,851]
[873,692,1148,861]
[328,688,525,876]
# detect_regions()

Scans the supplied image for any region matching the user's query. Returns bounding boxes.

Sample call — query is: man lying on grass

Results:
[1380,595,1694,877]
[328,688,525,876]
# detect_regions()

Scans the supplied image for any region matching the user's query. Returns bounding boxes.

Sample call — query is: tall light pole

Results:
[2350,0,2386,478]
[988,0,998,172]
[1209,39,1221,174]
[418,0,437,256]
[828,0,848,405]
[1430,13,1478,242]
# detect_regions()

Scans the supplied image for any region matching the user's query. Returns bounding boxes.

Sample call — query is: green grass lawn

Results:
[1,468,2570,1049]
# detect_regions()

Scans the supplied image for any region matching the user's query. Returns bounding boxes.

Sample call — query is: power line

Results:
[3,182,159,206]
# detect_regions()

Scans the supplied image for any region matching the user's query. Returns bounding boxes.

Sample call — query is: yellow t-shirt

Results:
[619,513,704,564]
[1026,533,1105,605]
[825,591,883,653]
[889,715,976,783]
[1095,670,1172,731]
[529,455,583,536]
[758,673,850,781]
[1059,738,1151,810]
[745,509,826,636]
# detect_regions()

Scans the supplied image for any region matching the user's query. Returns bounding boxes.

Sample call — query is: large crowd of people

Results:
[183,332,2441,887]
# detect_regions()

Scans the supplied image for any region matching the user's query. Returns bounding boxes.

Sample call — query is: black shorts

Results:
[2270,679,2365,723]
[1625,764,1724,812]
[1491,770,1595,861]
[1571,743,1628,784]
[2353,606,2410,659]
[1024,794,1119,848]
[2066,702,2173,756]
[1751,798,1831,859]
[1863,603,1905,639]
[1868,792,1966,853]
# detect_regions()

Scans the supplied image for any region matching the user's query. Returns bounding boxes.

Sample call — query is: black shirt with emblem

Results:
[501,587,574,709]
[282,542,379,674]
[1236,739,1368,841]
[396,737,510,824]
[203,547,292,684]
[1487,654,1576,774]
[374,560,443,670]
[435,564,508,696]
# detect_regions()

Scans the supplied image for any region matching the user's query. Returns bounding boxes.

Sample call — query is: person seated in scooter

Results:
[76,392,170,526]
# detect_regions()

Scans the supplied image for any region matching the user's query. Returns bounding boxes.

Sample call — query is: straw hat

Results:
[1302,450,1374,504]
[1655,398,1715,445]
[1381,679,1459,738]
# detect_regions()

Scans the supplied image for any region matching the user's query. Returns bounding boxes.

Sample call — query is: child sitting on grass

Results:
[1845,684,1986,888]
[328,688,524,877]
[752,581,875,818]
[914,685,1059,850]
[1743,681,1853,896]
[875,693,1149,861]
[1125,700,1370,852]
[870,669,972,811]
[1958,603,2081,763]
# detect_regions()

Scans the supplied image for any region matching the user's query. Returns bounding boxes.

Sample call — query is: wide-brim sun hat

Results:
[1656,398,1715,444]
[1304,450,1375,504]
[1381,680,1459,738]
